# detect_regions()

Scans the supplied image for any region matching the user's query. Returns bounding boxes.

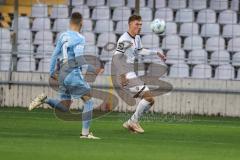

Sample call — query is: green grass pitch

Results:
[0,107,240,160]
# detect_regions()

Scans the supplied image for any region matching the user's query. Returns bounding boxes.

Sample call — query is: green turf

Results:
[0,107,240,160]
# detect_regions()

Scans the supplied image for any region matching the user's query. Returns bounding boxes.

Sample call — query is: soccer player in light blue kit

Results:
[28,12,104,139]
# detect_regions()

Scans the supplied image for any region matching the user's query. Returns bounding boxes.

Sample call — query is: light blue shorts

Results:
[58,69,90,100]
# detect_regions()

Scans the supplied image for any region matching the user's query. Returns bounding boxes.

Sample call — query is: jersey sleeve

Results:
[49,35,63,76]
[116,40,126,54]
[136,36,158,56]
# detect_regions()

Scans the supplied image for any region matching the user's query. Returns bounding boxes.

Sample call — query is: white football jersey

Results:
[115,32,143,64]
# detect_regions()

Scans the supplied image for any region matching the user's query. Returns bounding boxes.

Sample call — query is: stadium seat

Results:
[141,34,160,48]
[13,16,30,29]
[232,52,240,67]
[0,54,11,71]
[188,0,207,11]
[168,0,186,9]
[72,5,90,19]
[148,0,166,9]
[126,0,146,8]
[54,32,63,44]
[17,29,32,44]
[96,32,117,47]
[0,28,11,43]
[86,0,105,7]
[162,35,181,50]
[0,5,31,16]
[237,68,240,80]
[227,38,240,52]
[183,36,203,50]
[154,8,173,22]
[94,20,114,33]
[82,19,93,32]
[188,49,208,65]
[205,37,225,51]
[210,0,228,11]
[231,0,239,11]
[68,0,84,6]
[140,7,153,21]
[179,23,199,37]
[17,43,34,57]
[107,0,125,8]
[115,20,128,34]
[91,6,110,20]
[31,4,48,18]
[100,48,114,61]
[36,44,54,58]
[6,0,67,5]
[84,45,99,56]
[32,18,51,31]
[52,18,70,32]
[38,58,50,72]
[175,9,194,23]
[82,32,96,45]
[50,4,69,19]
[163,22,177,35]
[215,64,235,80]
[112,7,131,21]
[197,9,216,24]
[192,64,212,79]
[141,21,153,34]
[0,43,12,52]
[201,23,220,37]
[33,30,53,45]
[210,50,230,65]
[17,56,36,71]
[169,63,189,78]
[218,10,237,25]
[222,24,240,38]
[165,49,185,64]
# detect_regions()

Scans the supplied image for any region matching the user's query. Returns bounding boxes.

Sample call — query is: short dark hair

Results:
[70,12,83,25]
[128,15,142,24]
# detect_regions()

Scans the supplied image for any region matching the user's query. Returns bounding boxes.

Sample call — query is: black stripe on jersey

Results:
[116,49,124,53]
[127,32,135,39]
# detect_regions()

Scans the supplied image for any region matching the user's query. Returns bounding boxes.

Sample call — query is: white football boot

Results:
[80,132,101,139]
[123,120,144,133]
[28,93,47,111]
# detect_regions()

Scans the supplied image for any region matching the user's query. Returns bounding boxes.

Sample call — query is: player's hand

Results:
[157,52,166,62]
[120,74,129,87]
[50,73,59,81]
[96,68,104,75]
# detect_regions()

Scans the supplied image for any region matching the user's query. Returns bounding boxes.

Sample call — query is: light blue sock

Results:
[45,98,69,112]
[82,99,94,135]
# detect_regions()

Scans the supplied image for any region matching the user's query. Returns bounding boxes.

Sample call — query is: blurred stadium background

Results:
[0,0,240,116]
[1,1,240,160]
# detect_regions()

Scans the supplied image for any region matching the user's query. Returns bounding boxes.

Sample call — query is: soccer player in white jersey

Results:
[112,15,166,133]
[28,12,104,139]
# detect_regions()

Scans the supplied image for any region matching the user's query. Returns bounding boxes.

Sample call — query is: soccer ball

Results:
[150,19,166,34]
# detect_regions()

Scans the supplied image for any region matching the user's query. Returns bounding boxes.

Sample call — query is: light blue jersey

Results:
[49,30,91,99]
[50,30,85,76]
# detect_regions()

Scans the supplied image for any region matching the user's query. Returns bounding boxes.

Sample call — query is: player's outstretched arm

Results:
[49,38,62,78]
[138,48,166,62]
[157,51,166,62]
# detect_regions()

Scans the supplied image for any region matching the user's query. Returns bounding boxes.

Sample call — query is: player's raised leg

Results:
[28,93,70,112]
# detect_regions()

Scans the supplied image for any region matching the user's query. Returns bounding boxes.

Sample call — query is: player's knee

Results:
[82,93,92,102]
[144,97,155,105]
